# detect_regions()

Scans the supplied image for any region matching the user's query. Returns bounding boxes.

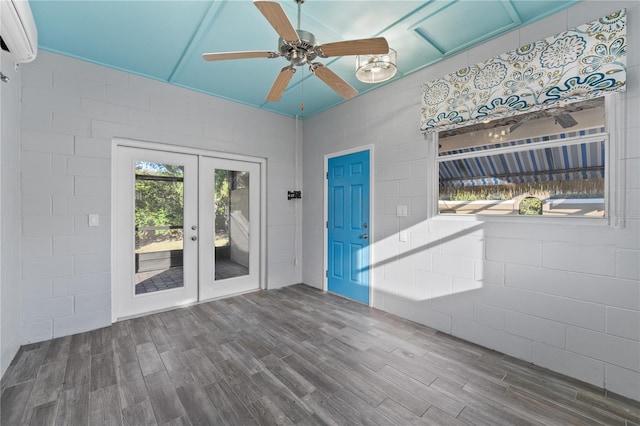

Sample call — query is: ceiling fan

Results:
[202,0,389,102]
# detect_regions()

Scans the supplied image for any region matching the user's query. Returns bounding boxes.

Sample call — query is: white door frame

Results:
[323,145,374,307]
[111,138,267,322]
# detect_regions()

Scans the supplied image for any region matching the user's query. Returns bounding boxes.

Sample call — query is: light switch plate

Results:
[88,214,100,227]
[396,205,408,217]
[399,230,408,242]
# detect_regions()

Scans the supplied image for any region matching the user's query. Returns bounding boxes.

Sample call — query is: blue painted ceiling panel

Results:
[29,0,581,118]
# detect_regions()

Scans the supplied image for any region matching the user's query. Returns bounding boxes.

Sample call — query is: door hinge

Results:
[326,172,328,179]
[325,270,328,277]
[326,221,328,228]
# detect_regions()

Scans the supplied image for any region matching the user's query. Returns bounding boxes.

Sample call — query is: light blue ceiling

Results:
[30,0,580,118]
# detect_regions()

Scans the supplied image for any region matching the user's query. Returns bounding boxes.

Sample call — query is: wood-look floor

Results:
[2,284,639,425]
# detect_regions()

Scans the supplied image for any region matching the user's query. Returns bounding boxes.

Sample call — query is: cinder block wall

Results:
[302,1,640,400]
[18,51,302,343]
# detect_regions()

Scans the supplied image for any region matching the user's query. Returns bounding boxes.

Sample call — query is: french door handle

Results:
[360,233,368,239]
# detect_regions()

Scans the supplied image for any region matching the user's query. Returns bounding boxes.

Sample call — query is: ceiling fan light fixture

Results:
[355,48,397,83]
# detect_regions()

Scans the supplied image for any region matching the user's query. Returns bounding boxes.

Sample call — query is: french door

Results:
[114,145,261,319]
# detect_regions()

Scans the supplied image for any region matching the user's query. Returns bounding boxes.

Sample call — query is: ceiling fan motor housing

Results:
[279,29,317,66]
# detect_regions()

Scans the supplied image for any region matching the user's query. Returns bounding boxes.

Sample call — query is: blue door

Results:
[328,151,370,304]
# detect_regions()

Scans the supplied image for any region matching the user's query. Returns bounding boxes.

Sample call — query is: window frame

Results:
[429,92,626,227]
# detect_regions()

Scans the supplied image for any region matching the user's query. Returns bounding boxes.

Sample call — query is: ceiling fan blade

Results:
[253,0,300,44]
[311,64,358,100]
[266,66,296,102]
[202,51,279,61]
[317,37,389,57]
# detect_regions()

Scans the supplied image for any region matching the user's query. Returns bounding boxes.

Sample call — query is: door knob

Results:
[191,236,198,241]
[360,233,368,239]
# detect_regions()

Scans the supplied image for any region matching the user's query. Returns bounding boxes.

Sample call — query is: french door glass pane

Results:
[134,162,185,294]
[214,169,250,280]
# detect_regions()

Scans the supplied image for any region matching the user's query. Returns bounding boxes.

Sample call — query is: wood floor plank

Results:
[22,360,66,422]
[90,352,117,392]
[69,333,91,355]
[115,361,149,409]
[54,385,89,426]
[175,381,223,426]
[261,354,315,397]
[144,370,186,425]
[4,346,48,387]
[215,359,264,406]
[62,351,91,391]
[113,336,138,366]
[88,384,122,426]
[159,351,195,389]
[122,399,158,426]
[203,380,258,426]
[2,284,638,426]
[136,342,164,377]
[379,364,464,417]
[280,353,342,396]
[376,397,432,426]
[422,405,466,426]
[250,369,314,423]
[248,395,295,426]
[177,347,223,387]
[1,381,34,426]
[28,400,57,426]
[42,336,71,365]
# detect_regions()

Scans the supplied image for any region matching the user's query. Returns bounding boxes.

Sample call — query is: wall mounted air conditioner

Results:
[0,0,38,63]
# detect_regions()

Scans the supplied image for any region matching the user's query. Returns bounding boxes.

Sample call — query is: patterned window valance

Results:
[420,9,627,133]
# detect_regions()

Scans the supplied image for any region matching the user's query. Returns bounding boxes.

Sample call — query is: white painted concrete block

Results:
[75,176,110,197]
[22,297,73,324]
[62,272,110,296]
[21,236,52,258]
[67,156,110,178]
[52,112,92,137]
[22,131,73,154]
[474,259,504,284]
[414,269,453,299]
[106,84,150,109]
[75,291,110,314]
[505,311,566,349]
[567,326,640,371]
[21,194,51,216]
[21,320,53,344]
[22,256,73,280]
[474,303,505,330]
[543,241,616,276]
[452,317,533,362]
[74,254,110,274]
[530,292,606,332]
[477,284,535,315]
[432,253,475,280]
[505,263,640,310]
[616,249,640,280]
[53,70,106,99]
[533,342,605,388]
[486,237,542,266]
[606,307,640,341]
[21,151,51,174]
[21,278,53,302]
[22,174,74,196]
[80,99,129,124]
[605,364,640,401]
[22,216,74,237]
[53,309,110,338]
[74,137,111,159]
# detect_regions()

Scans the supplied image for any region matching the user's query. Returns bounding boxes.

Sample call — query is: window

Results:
[436,97,608,218]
